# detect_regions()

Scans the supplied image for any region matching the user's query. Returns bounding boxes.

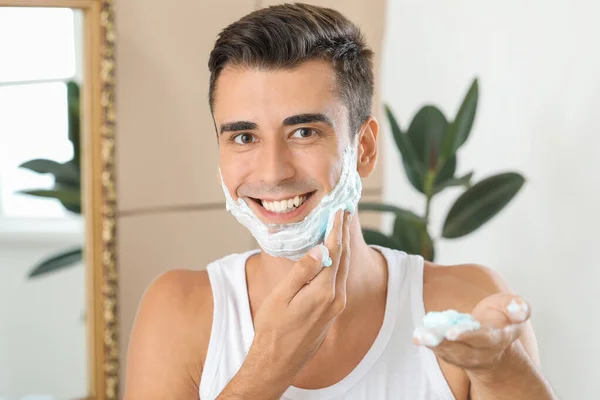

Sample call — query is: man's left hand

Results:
[415,293,531,371]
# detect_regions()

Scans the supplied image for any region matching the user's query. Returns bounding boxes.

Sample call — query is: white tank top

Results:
[199,246,455,400]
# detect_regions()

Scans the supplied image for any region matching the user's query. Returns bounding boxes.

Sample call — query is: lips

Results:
[246,191,316,224]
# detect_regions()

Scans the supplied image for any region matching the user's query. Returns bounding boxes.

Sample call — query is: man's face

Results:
[213,60,353,225]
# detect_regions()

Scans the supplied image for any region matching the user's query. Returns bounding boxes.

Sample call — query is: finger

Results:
[334,211,352,301]
[504,297,531,324]
[448,295,531,346]
[273,209,346,302]
[324,209,345,269]
[447,322,525,349]
[311,209,345,286]
[278,246,327,302]
[472,293,532,327]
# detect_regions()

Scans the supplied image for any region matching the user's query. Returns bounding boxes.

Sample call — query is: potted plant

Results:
[18,80,83,277]
[359,78,525,260]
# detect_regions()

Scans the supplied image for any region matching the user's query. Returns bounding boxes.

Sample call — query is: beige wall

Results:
[115,0,386,388]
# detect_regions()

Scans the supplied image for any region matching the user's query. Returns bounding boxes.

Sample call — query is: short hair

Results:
[208,3,374,136]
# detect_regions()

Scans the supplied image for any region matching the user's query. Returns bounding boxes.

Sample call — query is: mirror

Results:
[0,1,117,400]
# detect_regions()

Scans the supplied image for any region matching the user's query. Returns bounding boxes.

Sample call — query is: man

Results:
[124,3,556,399]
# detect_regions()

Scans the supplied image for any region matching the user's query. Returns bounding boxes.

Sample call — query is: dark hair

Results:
[208,3,374,136]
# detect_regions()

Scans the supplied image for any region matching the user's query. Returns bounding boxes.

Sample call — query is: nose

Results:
[254,139,295,187]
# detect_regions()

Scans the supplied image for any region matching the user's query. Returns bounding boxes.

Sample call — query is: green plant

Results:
[18,80,83,277]
[359,78,525,261]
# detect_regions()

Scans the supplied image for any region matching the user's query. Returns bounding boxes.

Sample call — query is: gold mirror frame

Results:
[0,0,118,399]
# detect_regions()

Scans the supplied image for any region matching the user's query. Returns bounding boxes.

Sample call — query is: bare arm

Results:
[423,264,556,400]
[124,270,211,400]
[468,339,555,400]
[461,265,555,399]
[215,357,292,400]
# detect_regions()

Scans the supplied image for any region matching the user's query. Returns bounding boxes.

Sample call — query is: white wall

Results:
[382,1,599,398]
[0,227,86,400]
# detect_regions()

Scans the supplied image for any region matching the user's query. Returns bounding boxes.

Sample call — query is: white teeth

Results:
[262,194,309,213]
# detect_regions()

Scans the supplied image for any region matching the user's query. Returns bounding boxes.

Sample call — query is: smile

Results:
[246,191,316,221]
[259,194,311,213]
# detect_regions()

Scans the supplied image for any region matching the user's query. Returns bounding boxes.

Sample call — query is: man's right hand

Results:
[217,209,351,399]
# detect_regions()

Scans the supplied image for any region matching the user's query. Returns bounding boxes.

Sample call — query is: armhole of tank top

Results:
[199,262,228,399]
[408,254,457,400]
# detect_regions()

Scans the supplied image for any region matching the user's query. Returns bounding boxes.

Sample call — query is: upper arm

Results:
[123,270,213,400]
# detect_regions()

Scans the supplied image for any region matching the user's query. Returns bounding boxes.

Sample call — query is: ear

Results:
[356,116,379,179]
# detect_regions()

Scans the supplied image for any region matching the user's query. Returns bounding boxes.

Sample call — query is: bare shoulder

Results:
[422,261,511,313]
[140,269,213,319]
[124,269,214,399]
[132,268,214,358]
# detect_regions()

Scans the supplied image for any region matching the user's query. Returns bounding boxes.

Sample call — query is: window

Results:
[0,7,82,222]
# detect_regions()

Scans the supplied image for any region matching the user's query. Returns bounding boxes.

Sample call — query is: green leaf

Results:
[29,248,83,278]
[362,229,403,251]
[406,105,448,170]
[392,217,435,260]
[67,81,81,169]
[59,199,82,214]
[54,183,82,214]
[358,202,426,225]
[19,159,80,187]
[385,105,426,192]
[434,156,456,185]
[392,217,421,255]
[442,172,525,239]
[55,160,81,188]
[433,171,474,194]
[441,78,479,161]
[18,189,81,208]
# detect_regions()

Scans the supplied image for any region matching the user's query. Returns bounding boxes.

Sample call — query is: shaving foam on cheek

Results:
[413,310,481,347]
[324,200,355,239]
[220,144,362,261]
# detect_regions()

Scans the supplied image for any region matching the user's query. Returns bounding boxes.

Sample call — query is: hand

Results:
[222,210,351,398]
[415,293,531,371]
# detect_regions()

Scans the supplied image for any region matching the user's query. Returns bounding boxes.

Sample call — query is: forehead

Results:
[212,60,346,125]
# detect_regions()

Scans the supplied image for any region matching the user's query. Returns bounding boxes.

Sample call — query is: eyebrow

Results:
[282,113,334,128]
[219,121,258,135]
[219,113,334,135]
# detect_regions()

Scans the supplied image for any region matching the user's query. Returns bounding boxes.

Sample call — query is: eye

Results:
[291,128,317,139]
[233,133,255,144]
